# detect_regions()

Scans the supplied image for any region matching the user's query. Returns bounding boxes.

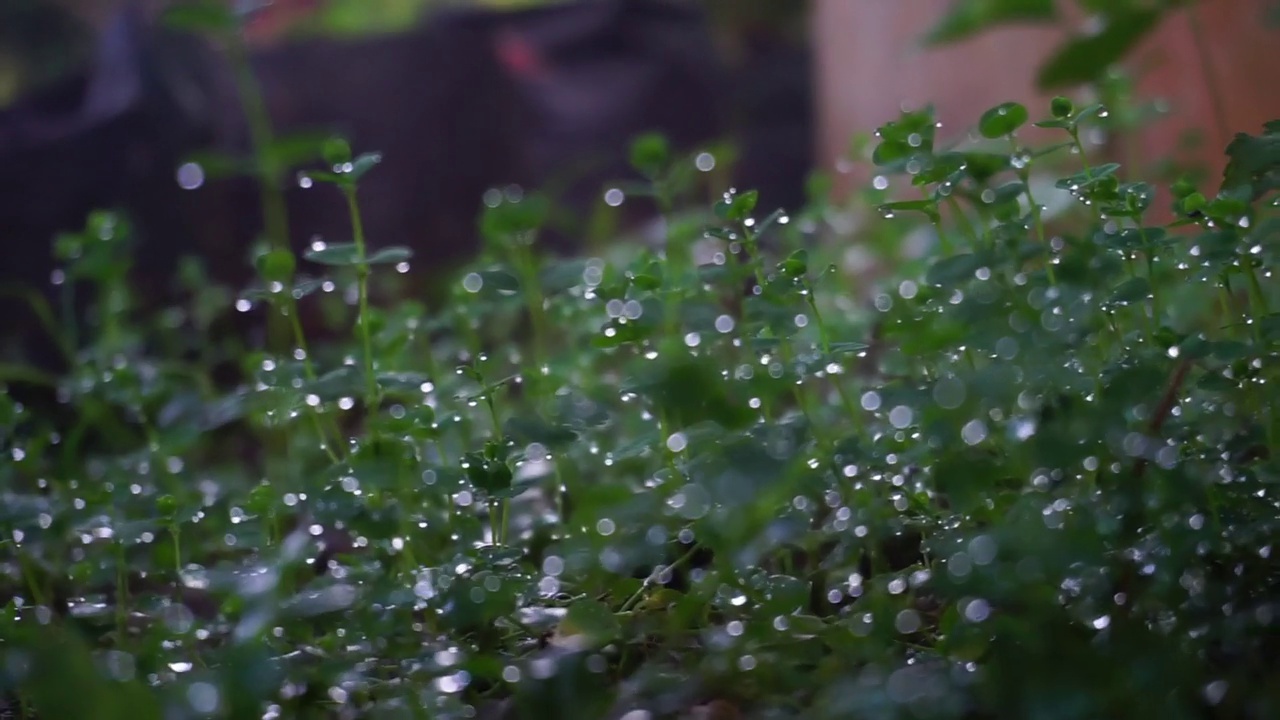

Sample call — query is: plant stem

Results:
[344,188,379,409]
[657,190,689,343]
[1243,264,1271,325]
[1217,278,1235,335]
[489,500,502,546]
[227,31,339,461]
[395,463,419,573]
[656,412,682,478]
[619,542,702,613]
[1069,129,1095,179]
[170,526,182,581]
[1010,137,1055,285]
[485,397,503,438]
[1136,224,1161,325]
[115,538,128,645]
[1220,273,1249,336]
[944,196,984,251]
[229,39,287,251]
[512,239,551,381]
[227,36,295,359]
[288,310,343,463]
[16,550,48,609]
[922,188,953,256]
[805,292,862,427]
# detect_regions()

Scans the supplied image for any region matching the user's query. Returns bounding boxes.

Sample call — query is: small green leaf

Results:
[156,494,178,518]
[630,273,662,291]
[304,243,412,266]
[347,152,383,182]
[304,244,361,266]
[558,600,621,649]
[376,371,432,395]
[180,150,255,180]
[1209,340,1252,361]
[925,0,1055,45]
[476,269,521,295]
[759,574,810,615]
[1108,277,1151,305]
[1178,336,1213,360]
[986,181,1027,206]
[754,208,789,235]
[714,190,759,222]
[379,404,437,437]
[828,341,870,355]
[463,452,513,494]
[1221,121,1280,193]
[322,137,353,166]
[255,249,296,283]
[913,152,969,186]
[241,276,325,302]
[504,415,579,448]
[267,131,333,169]
[540,259,590,294]
[878,199,941,223]
[307,366,365,401]
[978,102,1029,139]
[1260,313,1280,342]
[1055,163,1121,191]
[299,153,382,188]
[872,107,938,168]
[162,1,238,33]
[481,195,550,241]
[630,133,670,177]
[779,250,809,278]
[366,246,413,264]
[1197,371,1237,392]
[926,253,985,287]
[1036,8,1162,89]
[283,584,360,618]
[1033,118,1072,130]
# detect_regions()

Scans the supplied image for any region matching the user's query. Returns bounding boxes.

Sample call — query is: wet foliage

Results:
[3,5,1280,720]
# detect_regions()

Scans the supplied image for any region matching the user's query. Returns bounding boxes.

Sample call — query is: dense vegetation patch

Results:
[3,4,1280,720]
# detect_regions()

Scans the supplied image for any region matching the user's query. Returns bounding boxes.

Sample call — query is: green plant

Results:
[925,0,1196,91]
[2,4,1280,720]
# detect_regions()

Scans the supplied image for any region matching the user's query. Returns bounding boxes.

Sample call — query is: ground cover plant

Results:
[3,4,1280,720]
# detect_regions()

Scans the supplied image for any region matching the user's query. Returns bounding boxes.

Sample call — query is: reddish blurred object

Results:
[494,29,550,79]
[241,0,323,45]
[812,0,1280,200]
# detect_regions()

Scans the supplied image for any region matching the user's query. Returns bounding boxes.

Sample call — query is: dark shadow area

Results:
[0,0,814,373]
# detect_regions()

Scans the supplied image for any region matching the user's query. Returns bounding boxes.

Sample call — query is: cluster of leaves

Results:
[925,0,1202,90]
[3,5,1280,720]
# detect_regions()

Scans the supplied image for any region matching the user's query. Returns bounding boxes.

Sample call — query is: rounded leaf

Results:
[979,102,1029,139]
[256,249,296,283]
[629,133,670,177]
[322,137,353,166]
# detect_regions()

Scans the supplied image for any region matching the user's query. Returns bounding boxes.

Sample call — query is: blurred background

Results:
[1,0,1279,351]
[6,0,1279,181]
